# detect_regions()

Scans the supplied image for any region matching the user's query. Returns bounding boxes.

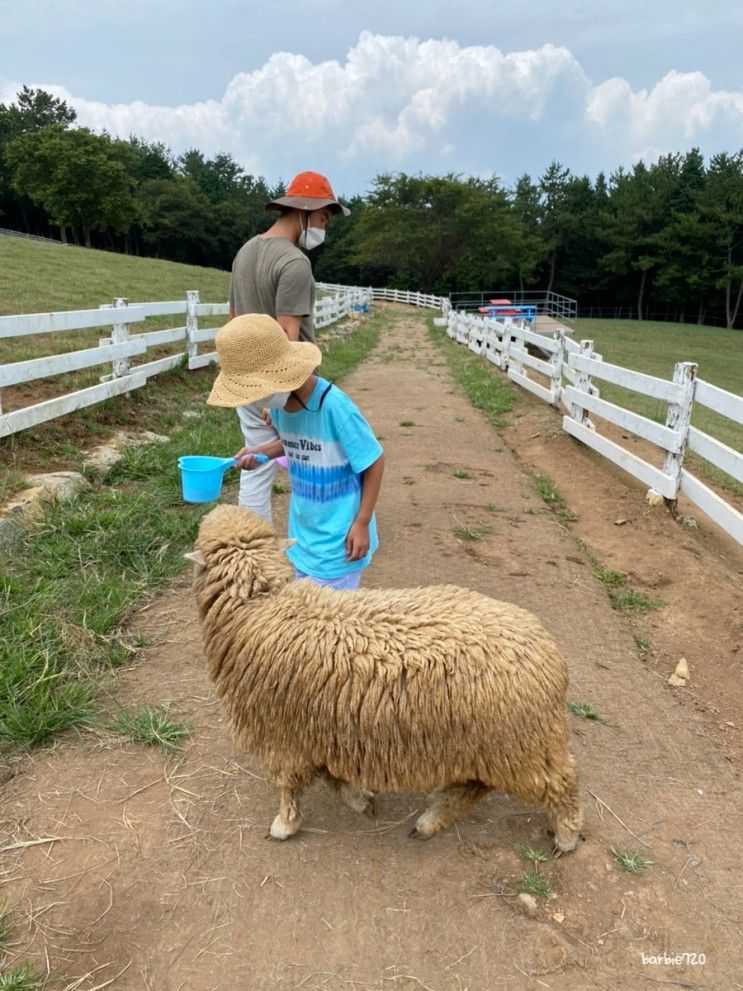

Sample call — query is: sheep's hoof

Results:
[551,829,580,856]
[338,785,375,817]
[408,825,431,840]
[267,816,300,840]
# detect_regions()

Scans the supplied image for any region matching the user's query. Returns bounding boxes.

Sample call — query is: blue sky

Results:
[1,0,742,197]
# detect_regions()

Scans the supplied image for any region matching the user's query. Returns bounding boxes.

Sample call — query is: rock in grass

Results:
[25,471,91,503]
[0,515,25,556]
[668,659,690,687]
[518,893,539,918]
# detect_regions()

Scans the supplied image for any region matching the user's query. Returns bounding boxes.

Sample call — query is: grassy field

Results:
[574,318,742,496]
[0,238,232,375]
[0,237,230,316]
[0,307,388,751]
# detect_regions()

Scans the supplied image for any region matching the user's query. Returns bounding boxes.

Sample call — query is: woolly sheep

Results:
[187,505,582,853]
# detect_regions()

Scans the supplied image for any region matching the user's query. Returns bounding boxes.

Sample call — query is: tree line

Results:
[1,87,741,328]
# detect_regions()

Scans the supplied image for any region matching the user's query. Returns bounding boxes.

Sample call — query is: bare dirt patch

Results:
[2,308,741,991]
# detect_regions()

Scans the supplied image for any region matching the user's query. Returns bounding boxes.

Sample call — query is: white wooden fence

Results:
[0,286,371,439]
[1,282,740,546]
[442,308,743,547]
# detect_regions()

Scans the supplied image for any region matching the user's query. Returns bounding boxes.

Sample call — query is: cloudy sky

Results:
[1,0,742,196]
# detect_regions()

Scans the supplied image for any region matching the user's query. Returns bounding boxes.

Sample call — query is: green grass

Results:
[519,870,551,899]
[574,318,743,497]
[452,469,472,479]
[611,589,664,612]
[610,847,653,874]
[634,635,652,654]
[454,521,491,541]
[0,904,42,991]
[568,700,607,723]
[0,963,44,991]
[531,472,579,525]
[0,238,230,318]
[0,310,387,751]
[0,471,26,505]
[399,420,415,427]
[428,318,517,428]
[518,845,550,868]
[0,902,11,954]
[580,543,666,614]
[113,705,190,752]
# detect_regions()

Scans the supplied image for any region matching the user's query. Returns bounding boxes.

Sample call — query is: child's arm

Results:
[346,454,385,561]
[234,436,285,470]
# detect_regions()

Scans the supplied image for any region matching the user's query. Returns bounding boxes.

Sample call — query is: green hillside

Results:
[0,236,230,315]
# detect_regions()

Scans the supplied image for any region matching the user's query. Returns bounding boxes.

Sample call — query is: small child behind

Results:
[208,313,384,590]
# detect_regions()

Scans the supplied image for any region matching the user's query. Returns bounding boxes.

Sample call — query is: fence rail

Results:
[0,286,371,438]
[441,307,742,546]
[1,283,740,546]
[0,227,67,246]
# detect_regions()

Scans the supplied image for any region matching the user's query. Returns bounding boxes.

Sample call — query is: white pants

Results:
[236,403,279,523]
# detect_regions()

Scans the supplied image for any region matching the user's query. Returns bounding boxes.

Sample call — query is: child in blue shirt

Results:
[207,313,384,589]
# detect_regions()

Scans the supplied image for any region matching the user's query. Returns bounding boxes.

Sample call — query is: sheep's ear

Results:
[184,549,207,569]
[276,538,297,552]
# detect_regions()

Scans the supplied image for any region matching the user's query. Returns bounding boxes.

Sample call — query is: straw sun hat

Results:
[207,313,321,407]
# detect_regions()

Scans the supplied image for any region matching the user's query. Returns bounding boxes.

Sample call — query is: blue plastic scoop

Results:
[178,453,268,503]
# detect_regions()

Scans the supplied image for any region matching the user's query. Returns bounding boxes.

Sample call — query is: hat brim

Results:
[265,195,350,217]
[206,341,322,408]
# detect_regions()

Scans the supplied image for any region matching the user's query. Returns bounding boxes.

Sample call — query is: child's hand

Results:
[345,521,370,561]
[234,447,265,470]
[261,408,273,428]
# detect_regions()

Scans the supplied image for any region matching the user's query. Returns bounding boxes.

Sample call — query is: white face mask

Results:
[262,391,291,410]
[298,225,325,251]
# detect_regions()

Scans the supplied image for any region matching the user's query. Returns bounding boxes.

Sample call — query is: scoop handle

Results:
[227,453,269,467]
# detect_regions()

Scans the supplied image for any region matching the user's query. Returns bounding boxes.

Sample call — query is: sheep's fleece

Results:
[188,505,582,851]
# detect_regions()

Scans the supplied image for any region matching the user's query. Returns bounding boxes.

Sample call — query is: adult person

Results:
[228,171,350,522]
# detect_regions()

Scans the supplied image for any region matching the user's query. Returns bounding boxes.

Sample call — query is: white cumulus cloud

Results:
[586,70,743,149]
[2,33,742,187]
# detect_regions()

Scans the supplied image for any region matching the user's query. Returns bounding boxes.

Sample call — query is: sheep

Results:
[186,505,582,853]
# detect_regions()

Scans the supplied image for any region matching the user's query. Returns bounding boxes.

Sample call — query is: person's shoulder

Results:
[325,383,369,420]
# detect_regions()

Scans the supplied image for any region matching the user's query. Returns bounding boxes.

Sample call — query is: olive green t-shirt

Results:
[229,235,316,343]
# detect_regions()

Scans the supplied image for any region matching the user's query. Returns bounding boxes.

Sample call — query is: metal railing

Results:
[449,290,577,325]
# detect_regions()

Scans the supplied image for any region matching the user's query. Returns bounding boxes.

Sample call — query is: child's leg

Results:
[294,569,362,591]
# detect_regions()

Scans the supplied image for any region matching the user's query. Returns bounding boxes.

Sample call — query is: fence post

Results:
[185,289,200,367]
[110,297,131,379]
[550,329,565,406]
[500,319,513,372]
[570,339,594,425]
[663,361,697,499]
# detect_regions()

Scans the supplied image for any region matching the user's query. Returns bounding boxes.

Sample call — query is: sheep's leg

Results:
[543,761,582,856]
[410,782,489,840]
[268,786,303,840]
[323,772,376,817]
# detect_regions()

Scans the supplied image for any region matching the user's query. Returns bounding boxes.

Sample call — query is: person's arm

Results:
[276,314,302,341]
[275,257,312,342]
[234,436,285,470]
[345,454,385,561]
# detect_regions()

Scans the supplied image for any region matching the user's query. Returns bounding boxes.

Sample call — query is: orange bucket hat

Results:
[265,171,350,216]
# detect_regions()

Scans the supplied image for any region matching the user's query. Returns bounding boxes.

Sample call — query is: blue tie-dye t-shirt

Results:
[272,377,383,579]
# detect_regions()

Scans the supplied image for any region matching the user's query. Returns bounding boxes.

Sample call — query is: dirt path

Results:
[2,310,742,991]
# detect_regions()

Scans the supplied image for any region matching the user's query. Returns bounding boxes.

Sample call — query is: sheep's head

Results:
[186,505,295,601]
